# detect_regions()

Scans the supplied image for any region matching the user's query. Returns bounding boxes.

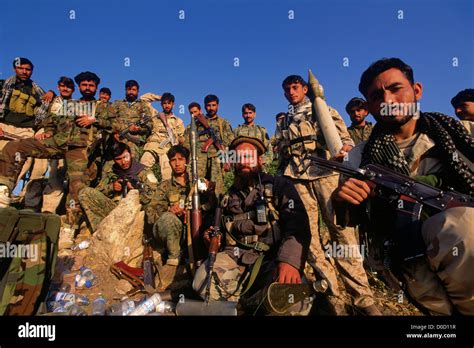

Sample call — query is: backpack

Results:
[0,207,60,315]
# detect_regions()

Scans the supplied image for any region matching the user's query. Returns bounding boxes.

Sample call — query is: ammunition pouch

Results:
[9,89,37,117]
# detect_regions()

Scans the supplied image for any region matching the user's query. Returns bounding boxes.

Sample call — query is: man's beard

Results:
[126,94,137,102]
[81,90,95,100]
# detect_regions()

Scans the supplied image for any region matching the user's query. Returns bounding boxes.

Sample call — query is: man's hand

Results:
[128,124,140,133]
[203,226,221,248]
[76,115,97,127]
[223,162,231,172]
[35,133,51,141]
[169,204,185,217]
[0,127,4,138]
[42,91,54,103]
[113,180,123,192]
[276,262,301,284]
[334,177,372,205]
[332,144,353,162]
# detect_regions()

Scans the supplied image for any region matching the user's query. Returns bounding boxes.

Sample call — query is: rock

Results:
[89,190,144,268]
[115,279,134,295]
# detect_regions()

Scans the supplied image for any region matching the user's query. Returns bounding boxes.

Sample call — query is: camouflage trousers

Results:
[399,206,474,315]
[292,174,375,313]
[152,212,184,258]
[0,138,93,226]
[77,187,118,232]
[140,144,172,181]
[192,249,313,315]
[0,124,48,200]
[197,155,224,195]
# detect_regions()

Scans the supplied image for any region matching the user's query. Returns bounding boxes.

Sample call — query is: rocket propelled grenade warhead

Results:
[308,69,343,158]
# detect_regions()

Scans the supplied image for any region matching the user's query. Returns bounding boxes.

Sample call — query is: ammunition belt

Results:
[288,135,317,146]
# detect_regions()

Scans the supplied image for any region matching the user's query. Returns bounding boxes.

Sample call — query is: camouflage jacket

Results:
[347,122,374,145]
[112,99,154,144]
[184,115,234,158]
[95,161,158,209]
[234,123,272,162]
[274,98,354,180]
[41,99,116,148]
[146,175,191,225]
[146,112,185,154]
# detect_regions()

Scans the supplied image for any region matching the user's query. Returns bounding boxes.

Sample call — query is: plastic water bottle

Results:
[75,267,96,288]
[71,240,90,251]
[92,295,106,316]
[50,301,87,315]
[49,291,90,306]
[106,300,136,316]
[129,293,162,316]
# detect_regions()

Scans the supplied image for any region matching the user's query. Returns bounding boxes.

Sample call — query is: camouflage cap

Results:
[229,136,267,155]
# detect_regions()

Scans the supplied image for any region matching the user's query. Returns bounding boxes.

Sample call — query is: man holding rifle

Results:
[334,58,474,315]
[78,142,157,232]
[140,92,185,181]
[146,145,215,266]
[184,96,234,195]
[192,136,312,314]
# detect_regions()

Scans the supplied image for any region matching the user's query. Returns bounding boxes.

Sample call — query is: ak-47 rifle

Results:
[204,194,223,304]
[158,112,178,149]
[118,113,152,145]
[118,175,145,198]
[187,115,203,274]
[193,113,225,153]
[305,154,474,262]
[194,113,230,171]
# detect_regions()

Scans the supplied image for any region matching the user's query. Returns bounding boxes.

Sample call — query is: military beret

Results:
[74,71,100,85]
[229,136,267,155]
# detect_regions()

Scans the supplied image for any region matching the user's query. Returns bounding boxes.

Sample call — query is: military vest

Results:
[222,180,280,253]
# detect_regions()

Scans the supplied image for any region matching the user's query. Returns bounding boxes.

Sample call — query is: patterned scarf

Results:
[286,96,313,124]
[361,112,474,195]
[0,75,50,125]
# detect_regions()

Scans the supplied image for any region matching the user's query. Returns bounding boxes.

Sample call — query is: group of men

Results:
[0,56,472,316]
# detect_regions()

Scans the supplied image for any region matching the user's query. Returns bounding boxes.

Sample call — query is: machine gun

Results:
[157,112,178,149]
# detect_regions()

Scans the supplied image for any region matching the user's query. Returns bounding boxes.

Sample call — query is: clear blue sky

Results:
[1,0,473,134]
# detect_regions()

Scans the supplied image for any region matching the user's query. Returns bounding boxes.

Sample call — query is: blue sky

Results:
[1,0,473,134]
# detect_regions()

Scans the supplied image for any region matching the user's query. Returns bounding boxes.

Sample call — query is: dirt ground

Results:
[47,223,421,316]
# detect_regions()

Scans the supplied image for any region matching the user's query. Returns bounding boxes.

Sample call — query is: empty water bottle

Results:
[75,267,96,288]
[48,291,90,306]
[106,300,136,316]
[92,295,106,316]
[129,293,162,316]
[71,240,90,251]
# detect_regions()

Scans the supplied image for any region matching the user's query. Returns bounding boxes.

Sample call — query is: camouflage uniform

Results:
[140,112,185,181]
[111,99,154,157]
[275,97,377,313]
[347,122,374,145]
[146,176,190,259]
[0,99,115,227]
[184,115,234,195]
[234,124,273,167]
[78,161,157,232]
[0,76,49,198]
[192,173,311,314]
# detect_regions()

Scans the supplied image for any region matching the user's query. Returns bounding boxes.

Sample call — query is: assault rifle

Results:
[157,112,177,149]
[305,154,474,262]
[118,114,152,145]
